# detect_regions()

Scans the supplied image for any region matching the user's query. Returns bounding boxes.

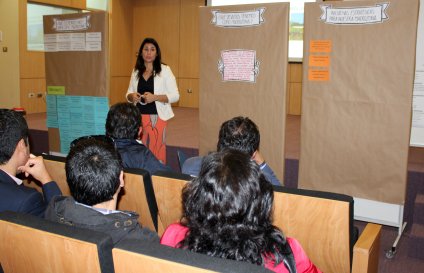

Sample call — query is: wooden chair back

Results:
[22,154,69,195]
[150,173,380,273]
[151,171,191,236]
[112,240,272,273]
[118,168,162,232]
[23,154,160,233]
[273,186,358,273]
[0,211,114,273]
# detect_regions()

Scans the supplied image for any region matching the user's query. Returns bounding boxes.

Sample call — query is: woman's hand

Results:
[128,93,142,104]
[143,92,156,103]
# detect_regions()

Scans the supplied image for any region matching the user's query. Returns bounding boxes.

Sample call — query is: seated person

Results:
[106,102,171,174]
[162,149,321,273]
[45,138,158,245]
[182,116,281,185]
[0,109,61,217]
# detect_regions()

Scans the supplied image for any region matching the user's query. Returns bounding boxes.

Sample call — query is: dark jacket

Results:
[114,139,171,174]
[45,196,159,245]
[0,169,61,217]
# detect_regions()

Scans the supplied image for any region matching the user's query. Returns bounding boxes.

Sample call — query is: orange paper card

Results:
[309,55,330,67]
[308,69,330,81]
[310,40,332,53]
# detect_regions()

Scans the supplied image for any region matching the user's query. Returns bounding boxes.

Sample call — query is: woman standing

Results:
[126,38,179,164]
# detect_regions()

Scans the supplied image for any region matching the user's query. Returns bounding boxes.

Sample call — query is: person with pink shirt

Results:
[161,149,321,273]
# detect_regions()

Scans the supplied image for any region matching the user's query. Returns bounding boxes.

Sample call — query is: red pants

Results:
[140,114,167,164]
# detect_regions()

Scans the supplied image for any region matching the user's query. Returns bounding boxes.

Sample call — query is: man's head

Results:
[106,102,140,140]
[217,116,260,156]
[66,138,123,206]
[0,109,29,165]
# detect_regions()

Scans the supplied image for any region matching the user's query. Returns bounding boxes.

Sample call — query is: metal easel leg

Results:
[385,221,407,259]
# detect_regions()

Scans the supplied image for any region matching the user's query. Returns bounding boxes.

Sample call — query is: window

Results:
[27,3,79,51]
[86,0,108,11]
[207,0,315,61]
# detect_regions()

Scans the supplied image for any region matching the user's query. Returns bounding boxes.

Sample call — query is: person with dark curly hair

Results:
[161,150,321,273]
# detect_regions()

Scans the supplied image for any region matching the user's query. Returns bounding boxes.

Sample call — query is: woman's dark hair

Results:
[135,37,162,78]
[179,149,290,266]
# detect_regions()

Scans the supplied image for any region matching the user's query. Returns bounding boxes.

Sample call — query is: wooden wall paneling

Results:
[178,78,199,108]
[178,0,203,78]
[132,0,180,78]
[20,78,47,114]
[110,76,131,105]
[110,0,133,77]
[289,62,303,82]
[287,63,303,115]
[29,0,86,9]
[286,64,291,113]
[109,0,133,105]
[288,82,302,115]
[19,0,45,79]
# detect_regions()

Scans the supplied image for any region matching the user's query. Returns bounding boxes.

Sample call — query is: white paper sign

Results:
[320,3,389,25]
[86,32,102,42]
[44,43,58,52]
[211,8,265,27]
[86,41,102,51]
[52,16,91,31]
[218,49,259,82]
[44,34,57,43]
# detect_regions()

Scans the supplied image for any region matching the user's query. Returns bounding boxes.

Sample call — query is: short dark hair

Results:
[0,109,29,165]
[66,138,123,206]
[217,117,260,156]
[106,102,140,139]
[179,149,289,266]
[135,37,162,78]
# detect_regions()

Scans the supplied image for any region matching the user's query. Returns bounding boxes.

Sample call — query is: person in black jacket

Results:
[45,138,158,245]
[0,109,61,217]
[105,102,171,174]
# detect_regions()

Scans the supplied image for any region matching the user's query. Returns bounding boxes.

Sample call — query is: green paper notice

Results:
[47,86,65,95]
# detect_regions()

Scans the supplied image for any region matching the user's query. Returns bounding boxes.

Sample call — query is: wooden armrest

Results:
[352,223,382,273]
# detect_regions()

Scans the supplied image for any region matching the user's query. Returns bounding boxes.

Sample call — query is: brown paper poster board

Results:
[199,3,289,181]
[43,12,109,153]
[299,1,419,227]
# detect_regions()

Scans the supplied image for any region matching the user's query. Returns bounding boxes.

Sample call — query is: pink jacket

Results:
[160,223,322,273]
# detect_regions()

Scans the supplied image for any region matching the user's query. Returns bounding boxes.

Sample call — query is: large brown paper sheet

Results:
[44,12,109,97]
[199,3,289,181]
[299,1,419,204]
[44,12,109,153]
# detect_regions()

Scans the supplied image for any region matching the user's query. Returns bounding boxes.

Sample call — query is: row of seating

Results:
[3,154,381,273]
[0,211,271,273]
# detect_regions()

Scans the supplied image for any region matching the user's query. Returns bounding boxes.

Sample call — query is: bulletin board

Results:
[43,12,109,153]
[299,1,419,225]
[199,3,289,181]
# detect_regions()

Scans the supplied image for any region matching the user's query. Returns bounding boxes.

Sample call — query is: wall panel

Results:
[178,78,199,108]
[132,0,180,77]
